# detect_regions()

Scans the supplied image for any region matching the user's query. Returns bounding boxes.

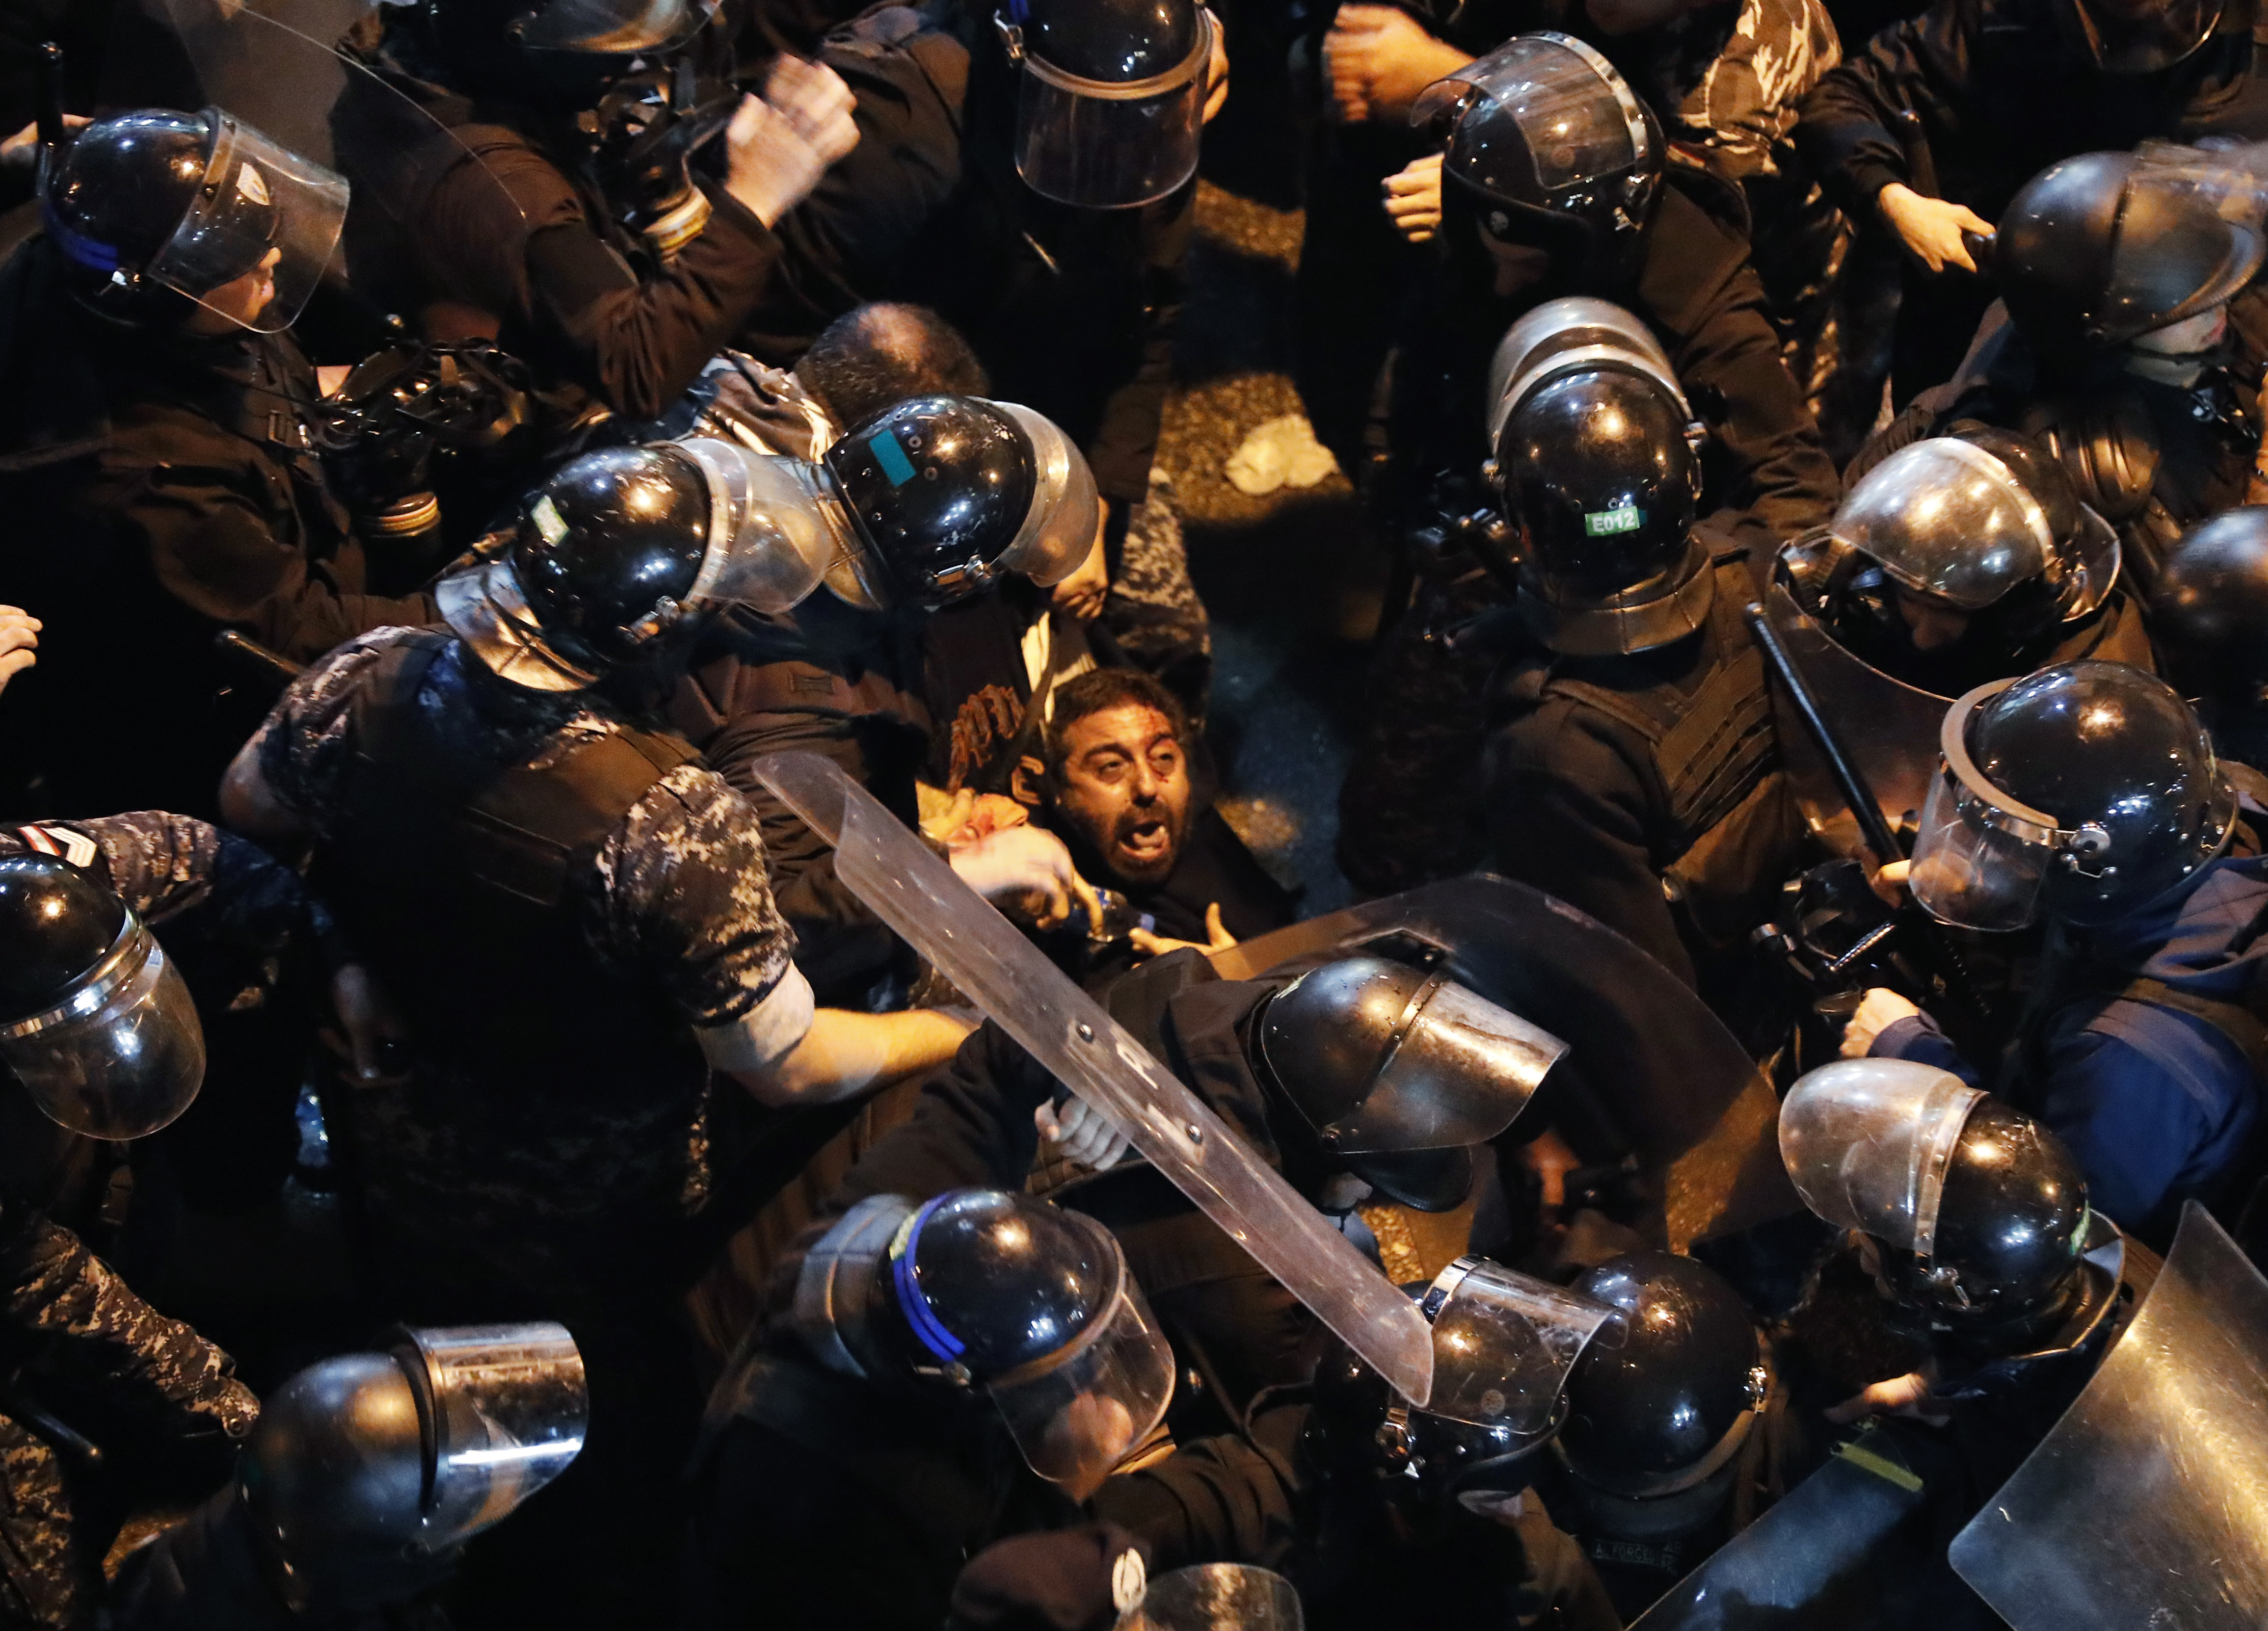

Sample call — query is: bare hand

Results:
[1049,515,1110,623]
[1841,986,1922,1059]
[1877,183,1995,274]
[0,606,39,699]
[323,963,408,1085]
[0,115,87,175]
[1323,6,1471,124]
[1036,1095,1131,1169]
[1827,1369,1950,1426]
[1383,150,1444,243]
[950,823,1104,931]
[1129,902,1236,958]
[1519,1126,1582,1212]
[921,788,1031,848]
[1867,856,1911,907]
[725,60,859,227]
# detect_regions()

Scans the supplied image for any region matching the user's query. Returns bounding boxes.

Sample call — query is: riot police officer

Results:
[1296,1254,1623,1631]
[669,391,1111,1003]
[0,108,437,819]
[1841,662,2267,1245]
[110,1323,587,1629]
[1536,1251,1781,1619]
[0,843,274,1629]
[1339,37,1841,892]
[214,444,991,1630]
[684,1186,1306,1631]
[1794,0,2268,406]
[333,0,860,425]
[2152,504,2268,767]
[1857,149,2268,591]
[1477,313,1800,1035]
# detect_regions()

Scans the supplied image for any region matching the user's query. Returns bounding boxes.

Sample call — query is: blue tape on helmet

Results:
[891,1194,968,1363]
[870,428,918,487]
[42,204,120,275]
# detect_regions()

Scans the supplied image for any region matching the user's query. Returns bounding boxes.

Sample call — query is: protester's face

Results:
[1052,703,1191,886]
[186,246,281,334]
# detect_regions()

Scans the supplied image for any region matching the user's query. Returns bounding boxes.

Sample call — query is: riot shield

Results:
[752,752,1438,1409]
[1763,581,1948,863]
[1211,876,1799,1250]
[1627,1427,1933,1631]
[1948,1203,2268,1631]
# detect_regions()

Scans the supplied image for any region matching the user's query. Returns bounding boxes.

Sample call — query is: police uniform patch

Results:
[1110,1548,1148,1614]
[16,824,98,870]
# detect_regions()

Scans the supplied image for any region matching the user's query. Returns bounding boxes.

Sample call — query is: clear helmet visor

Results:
[1414,33,1649,205]
[988,1244,1175,1496]
[146,111,347,335]
[1777,1058,1985,1257]
[403,1323,588,1550]
[2105,154,2268,339]
[1830,439,2054,611]
[511,0,720,53]
[1909,680,2081,933]
[1010,9,1215,210]
[0,919,205,1141]
[1332,977,1568,1156]
[1485,295,1690,453]
[987,400,1103,586]
[2066,0,2226,72]
[1417,1256,1620,1433]
[675,437,864,615]
[1130,1564,1305,1631]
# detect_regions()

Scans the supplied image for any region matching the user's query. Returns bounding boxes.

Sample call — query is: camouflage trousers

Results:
[0,1414,86,1631]
[1104,477,1213,725]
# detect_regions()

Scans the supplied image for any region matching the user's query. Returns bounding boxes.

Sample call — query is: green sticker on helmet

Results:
[1584,504,1643,536]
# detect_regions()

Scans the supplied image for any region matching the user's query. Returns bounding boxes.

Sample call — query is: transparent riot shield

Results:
[1948,1204,2268,1631]
[1211,876,1799,1250]
[1763,580,1949,863]
[1628,1426,1934,1631]
[1128,1563,1305,1631]
[752,752,1438,1408]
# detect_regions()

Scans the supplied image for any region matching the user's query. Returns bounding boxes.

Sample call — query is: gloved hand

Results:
[1036,1095,1131,1169]
[723,57,860,228]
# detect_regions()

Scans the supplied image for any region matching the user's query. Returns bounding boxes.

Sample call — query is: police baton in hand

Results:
[1744,603,1996,1037]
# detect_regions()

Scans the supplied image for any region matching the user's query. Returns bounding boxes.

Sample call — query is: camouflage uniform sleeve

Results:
[0,1211,258,1447]
[0,816,315,965]
[249,626,425,835]
[586,762,804,1032]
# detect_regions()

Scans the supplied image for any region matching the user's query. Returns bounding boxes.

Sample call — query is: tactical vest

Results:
[1499,552,1795,952]
[321,633,706,1115]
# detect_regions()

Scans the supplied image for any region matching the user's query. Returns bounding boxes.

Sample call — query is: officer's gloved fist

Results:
[723,57,860,227]
[1841,988,1922,1059]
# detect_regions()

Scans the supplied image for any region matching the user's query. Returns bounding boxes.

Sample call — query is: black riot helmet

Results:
[792,1190,1175,1496]
[2154,506,2268,766]
[423,0,719,93]
[0,853,205,1141]
[40,108,349,333]
[438,437,863,690]
[1489,348,1708,657]
[1253,956,1565,1211]
[1554,1253,1768,1522]
[1996,150,2266,364]
[820,395,1101,611]
[1782,1062,2094,1340]
[1414,33,1663,289]
[1908,661,2235,931]
[239,1324,587,1614]
[2051,0,2228,72]
[1311,1257,1621,1499]
[1826,428,2121,642]
[993,0,1217,208]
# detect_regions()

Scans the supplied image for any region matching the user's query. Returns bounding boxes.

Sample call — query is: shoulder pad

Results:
[2015,393,2161,524]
